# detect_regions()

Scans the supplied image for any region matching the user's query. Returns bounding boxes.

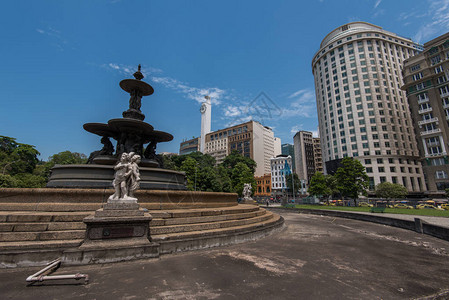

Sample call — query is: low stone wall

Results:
[0,188,238,211]
[271,208,449,242]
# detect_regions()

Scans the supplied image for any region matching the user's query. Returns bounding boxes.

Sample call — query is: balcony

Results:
[444,103,449,109]
[418,107,433,114]
[441,91,449,98]
[417,97,429,104]
[425,152,447,158]
[420,128,442,136]
[418,117,439,126]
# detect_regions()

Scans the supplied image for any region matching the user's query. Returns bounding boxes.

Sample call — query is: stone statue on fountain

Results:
[241,183,256,205]
[108,152,141,202]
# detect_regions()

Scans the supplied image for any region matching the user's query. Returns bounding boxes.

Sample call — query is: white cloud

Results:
[374,0,382,9]
[290,125,302,135]
[290,125,319,137]
[102,63,225,105]
[413,0,449,42]
[283,88,317,118]
[223,105,245,118]
[35,26,66,50]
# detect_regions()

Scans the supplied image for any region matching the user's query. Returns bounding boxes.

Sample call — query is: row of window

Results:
[315,31,417,65]
[209,125,248,141]
[366,166,420,173]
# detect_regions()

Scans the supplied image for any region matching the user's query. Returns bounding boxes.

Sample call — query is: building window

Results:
[435,170,448,179]
[410,64,420,72]
[435,65,444,73]
[412,72,423,81]
[430,55,441,65]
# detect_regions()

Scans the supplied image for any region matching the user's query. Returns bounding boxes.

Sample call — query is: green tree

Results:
[308,172,331,198]
[41,151,88,180]
[375,182,407,205]
[0,136,46,188]
[445,188,449,198]
[335,157,369,206]
[230,162,256,196]
[285,173,300,197]
[222,150,257,174]
[216,165,232,193]
[0,136,40,175]
[180,156,197,190]
[325,175,339,199]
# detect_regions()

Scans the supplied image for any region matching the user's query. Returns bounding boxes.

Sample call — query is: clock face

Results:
[200,103,207,113]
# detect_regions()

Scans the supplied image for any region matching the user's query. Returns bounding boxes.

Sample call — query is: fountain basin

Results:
[47,164,186,190]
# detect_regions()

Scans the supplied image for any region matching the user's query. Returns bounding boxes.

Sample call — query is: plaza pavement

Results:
[1,210,449,299]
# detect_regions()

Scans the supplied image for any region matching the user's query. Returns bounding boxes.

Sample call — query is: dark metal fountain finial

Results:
[133,64,144,81]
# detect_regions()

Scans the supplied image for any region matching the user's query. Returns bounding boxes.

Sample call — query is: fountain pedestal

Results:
[80,201,153,247]
[74,200,159,263]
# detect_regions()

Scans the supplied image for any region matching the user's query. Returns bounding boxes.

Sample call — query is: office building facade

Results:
[402,32,449,195]
[254,174,272,198]
[179,137,200,155]
[293,131,316,184]
[270,155,293,195]
[312,22,425,192]
[204,120,280,176]
[313,137,324,174]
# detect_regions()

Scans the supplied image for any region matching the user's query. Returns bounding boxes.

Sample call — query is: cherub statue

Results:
[109,152,132,200]
[127,154,141,198]
[243,183,252,199]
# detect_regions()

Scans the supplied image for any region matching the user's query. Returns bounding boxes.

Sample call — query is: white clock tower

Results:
[200,96,211,153]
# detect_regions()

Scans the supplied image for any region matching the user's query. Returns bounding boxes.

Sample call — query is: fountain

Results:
[47,65,186,190]
[0,66,283,267]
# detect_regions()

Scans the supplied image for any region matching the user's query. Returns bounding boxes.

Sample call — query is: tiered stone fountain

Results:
[47,65,186,190]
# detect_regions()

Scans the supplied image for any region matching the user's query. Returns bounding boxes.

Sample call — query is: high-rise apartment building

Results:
[204,120,280,176]
[402,32,449,195]
[293,131,316,184]
[312,22,425,192]
[312,137,324,174]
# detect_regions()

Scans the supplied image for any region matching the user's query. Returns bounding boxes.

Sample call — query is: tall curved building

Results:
[312,22,426,193]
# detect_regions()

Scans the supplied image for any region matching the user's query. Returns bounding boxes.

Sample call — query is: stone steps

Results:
[0,239,84,251]
[150,211,274,235]
[0,204,284,267]
[154,213,282,241]
[0,230,85,242]
[0,222,86,232]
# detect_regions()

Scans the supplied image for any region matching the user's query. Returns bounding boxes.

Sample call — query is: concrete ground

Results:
[2,210,449,300]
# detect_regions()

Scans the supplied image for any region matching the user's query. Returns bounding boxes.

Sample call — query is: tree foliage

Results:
[375,182,407,200]
[0,136,40,175]
[285,173,300,196]
[163,151,256,195]
[308,172,330,197]
[0,136,89,188]
[222,150,257,174]
[335,157,369,203]
[0,136,45,188]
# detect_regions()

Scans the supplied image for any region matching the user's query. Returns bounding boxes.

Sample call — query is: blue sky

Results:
[1,0,449,160]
